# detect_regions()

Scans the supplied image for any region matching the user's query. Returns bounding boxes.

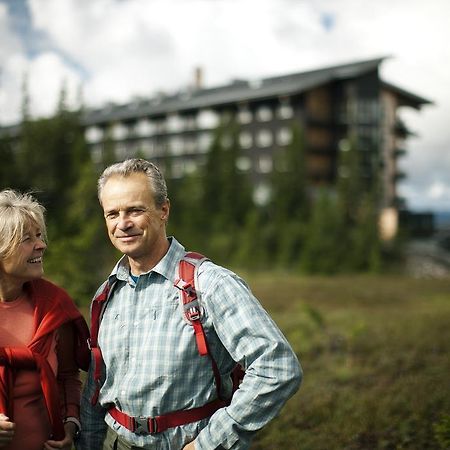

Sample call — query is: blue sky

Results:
[1,0,449,212]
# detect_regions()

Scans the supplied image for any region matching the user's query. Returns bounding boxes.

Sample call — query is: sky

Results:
[0,0,449,212]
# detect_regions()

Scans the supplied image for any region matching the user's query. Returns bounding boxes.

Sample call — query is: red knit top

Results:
[0,278,89,450]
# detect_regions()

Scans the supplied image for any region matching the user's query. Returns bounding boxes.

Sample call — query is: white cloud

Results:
[1,0,450,210]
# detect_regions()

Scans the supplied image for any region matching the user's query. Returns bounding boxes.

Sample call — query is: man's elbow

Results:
[284,355,303,397]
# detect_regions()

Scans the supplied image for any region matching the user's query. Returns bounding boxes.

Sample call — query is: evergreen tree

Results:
[300,189,345,274]
[270,122,309,267]
[335,135,382,271]
[199,118,253,263]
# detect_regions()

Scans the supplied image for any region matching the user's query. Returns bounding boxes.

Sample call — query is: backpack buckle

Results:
[133,416,158,434]
[186,306,201,321]
[174,279,196,297]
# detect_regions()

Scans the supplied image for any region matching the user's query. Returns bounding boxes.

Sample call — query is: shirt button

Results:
[134,321,139,326]
[121,390,126,396]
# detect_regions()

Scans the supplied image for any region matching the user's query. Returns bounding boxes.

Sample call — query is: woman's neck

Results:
[0,283,25,302]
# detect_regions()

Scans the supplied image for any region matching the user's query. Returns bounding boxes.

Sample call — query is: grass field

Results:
[244,273,450,450]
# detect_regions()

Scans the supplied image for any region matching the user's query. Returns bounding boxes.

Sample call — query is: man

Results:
[77,158,302,450]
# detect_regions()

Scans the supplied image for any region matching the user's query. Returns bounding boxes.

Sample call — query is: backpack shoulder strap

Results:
[174,252,209,356]
[89,279,116,405]
[174,252,228,399]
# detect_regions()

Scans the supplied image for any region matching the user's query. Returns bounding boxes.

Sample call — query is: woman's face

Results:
[0,223,47,285]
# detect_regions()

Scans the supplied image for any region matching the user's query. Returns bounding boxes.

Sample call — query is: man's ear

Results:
[161,199,170,221]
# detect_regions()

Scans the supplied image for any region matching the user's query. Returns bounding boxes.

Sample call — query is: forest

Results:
[0,94,392,306]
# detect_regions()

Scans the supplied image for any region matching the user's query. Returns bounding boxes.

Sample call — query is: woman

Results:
[0,189,90,450]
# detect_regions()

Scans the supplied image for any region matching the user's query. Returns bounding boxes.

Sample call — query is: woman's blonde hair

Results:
[0,189,47,260]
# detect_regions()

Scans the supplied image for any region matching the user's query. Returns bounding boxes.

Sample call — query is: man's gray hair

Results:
[0,189,47,260]
[97,158,168,207]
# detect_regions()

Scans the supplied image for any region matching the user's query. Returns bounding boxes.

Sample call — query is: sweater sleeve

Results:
[56,323,82,419]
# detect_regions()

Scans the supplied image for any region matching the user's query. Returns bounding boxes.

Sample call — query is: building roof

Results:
[381,81,432,109]
[83,56,431,126]
[0,57,432,134]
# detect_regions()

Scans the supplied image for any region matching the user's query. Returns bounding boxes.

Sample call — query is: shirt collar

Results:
[108,237,186,283]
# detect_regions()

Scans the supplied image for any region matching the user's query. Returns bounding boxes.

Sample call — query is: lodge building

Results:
[1,57,432,237]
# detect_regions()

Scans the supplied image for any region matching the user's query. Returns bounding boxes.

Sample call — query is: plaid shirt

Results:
[77,238,301,450]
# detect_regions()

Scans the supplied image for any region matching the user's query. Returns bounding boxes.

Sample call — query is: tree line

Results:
[0,96,390,306]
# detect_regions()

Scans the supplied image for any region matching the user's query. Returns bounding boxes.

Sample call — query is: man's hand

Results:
[182,441,196,450]
[44,421,77,450]
[0,414,15,448]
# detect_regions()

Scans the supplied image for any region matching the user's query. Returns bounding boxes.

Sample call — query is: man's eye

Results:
[106,213,118,219]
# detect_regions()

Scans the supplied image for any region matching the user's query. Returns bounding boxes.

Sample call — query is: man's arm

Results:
[75,362,107,450]
[194,268,302,449]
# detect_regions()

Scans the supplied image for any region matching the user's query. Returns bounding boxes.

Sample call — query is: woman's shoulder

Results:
[30,278,71,298]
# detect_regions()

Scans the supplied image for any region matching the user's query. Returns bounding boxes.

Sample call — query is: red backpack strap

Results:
[89,280,115,405]
[174,252,225,400]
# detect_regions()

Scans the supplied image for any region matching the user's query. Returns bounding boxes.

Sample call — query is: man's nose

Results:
[117,214,133,230]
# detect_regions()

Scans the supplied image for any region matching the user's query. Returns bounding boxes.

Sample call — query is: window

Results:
[197,109,220,129]
[256,129,273,148]
[256,106,273,122]
[238,108,252,124]
[169,137,184,155]
[111,123,128,140]
[85,127,103,143]
[277,101,293,119]
[277,127,292,146]
[258,156,273,173]
[253,183,271,206]
[136,119,154,136]
[236,157,251,172]
[198,132,213,153]
[239,131,253,149]
[139,140,154,158]
[167,114,184,133]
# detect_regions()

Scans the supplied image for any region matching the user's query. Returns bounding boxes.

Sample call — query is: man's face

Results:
[100,173,169,272]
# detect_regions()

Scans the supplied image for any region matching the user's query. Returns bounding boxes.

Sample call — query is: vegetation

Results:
[245,273,450,450]
[1,91,448,450]
[1,92,392,305]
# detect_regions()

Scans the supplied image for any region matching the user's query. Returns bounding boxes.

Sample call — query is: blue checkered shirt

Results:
[77,238,301,449]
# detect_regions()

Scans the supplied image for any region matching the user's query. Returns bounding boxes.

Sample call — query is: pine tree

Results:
[335,135,382,271]
[270,122,309,267]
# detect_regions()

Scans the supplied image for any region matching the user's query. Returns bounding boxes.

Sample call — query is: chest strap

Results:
[108,397,228,435]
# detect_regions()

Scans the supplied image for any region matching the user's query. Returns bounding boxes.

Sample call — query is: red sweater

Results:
[0,279,89,442]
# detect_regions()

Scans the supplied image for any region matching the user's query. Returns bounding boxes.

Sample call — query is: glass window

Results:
[167,114,184,133]
[136,119,154,136]
[236,157,251,172]
[256,129,273,148]
[139,140,154,158]
[85,127,103,143]
[238,108,252,124]
[198,132,213,153]
[169,137,184,155]
[197,109,220,129]
[277,127,292,146]
[277,102,293,119]
[239,131,253,149]
[258,156,273,173]
[253,183,271,206]
[256,106,273,122]
[111,123,128,140]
